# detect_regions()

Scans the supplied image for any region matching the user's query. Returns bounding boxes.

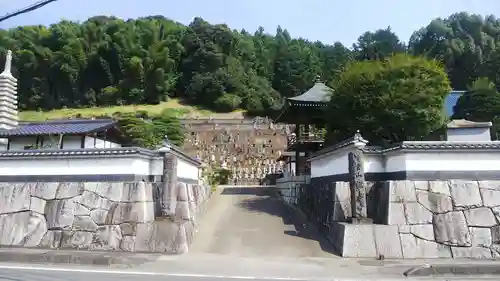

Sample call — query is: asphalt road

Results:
[189,186,334,257]
[0,267,253,281]
[0,265,360,281]
[0,267,498,281]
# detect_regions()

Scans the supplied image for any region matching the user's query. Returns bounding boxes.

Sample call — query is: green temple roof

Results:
[287,80,332,106]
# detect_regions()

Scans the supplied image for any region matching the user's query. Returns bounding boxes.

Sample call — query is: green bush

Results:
[326,54,451,146]
[108,110,185,149]
[214,94,242,112]
[208,167,232,186]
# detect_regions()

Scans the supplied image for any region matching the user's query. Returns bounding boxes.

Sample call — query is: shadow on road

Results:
[220,187,273,196]
[222,186,337,256]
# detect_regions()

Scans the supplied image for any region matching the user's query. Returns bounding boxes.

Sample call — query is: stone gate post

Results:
[348,131,371,224]
[157,136,178,217]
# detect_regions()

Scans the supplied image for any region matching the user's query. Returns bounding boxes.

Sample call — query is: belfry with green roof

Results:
[276,77,331,176]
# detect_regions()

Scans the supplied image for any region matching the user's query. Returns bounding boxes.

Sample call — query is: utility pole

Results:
[0,0,58,23]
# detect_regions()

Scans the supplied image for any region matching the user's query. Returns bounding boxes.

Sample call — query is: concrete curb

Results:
[404,263,500,276]
[0,248,158,267]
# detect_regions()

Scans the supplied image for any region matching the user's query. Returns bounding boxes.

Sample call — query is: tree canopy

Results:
[1,12,500,116]
[325,54,451,146]
[114,110,184,148]
[453,77,500,121]
[2,12,500,147]
[452,77,500,140]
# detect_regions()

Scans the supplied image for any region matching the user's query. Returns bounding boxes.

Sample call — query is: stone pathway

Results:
[188,186,336,258]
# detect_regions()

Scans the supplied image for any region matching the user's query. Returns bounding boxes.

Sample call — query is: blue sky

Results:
[0,0,499,46]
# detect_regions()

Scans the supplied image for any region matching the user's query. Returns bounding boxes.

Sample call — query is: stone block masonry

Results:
[332,180,500,259]
[0,180,211,253]
[385,180,500,259]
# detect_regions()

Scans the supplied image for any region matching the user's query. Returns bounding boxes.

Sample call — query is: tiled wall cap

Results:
[0,147,161,158]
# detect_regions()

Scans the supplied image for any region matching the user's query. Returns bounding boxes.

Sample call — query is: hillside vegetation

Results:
[3,12,500,148]
[19,98,244,121]
[0,12,499,119]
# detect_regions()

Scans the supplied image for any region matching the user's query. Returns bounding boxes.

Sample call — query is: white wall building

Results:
[446,118,492,142]
[295,119,500,260]
[1,118,125,151]
[308,119,500,180]
[0,49,202,182]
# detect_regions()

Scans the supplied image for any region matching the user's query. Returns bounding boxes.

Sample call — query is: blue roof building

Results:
[445,90,466,118]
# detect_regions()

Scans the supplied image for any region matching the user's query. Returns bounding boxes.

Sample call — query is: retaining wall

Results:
[0,146,211,254]
[307,179,500,259]
[384,180,500,259]
[0,180,210,253]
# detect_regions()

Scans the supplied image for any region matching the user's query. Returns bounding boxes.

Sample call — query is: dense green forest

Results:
[2,12,500,148]
[1,12,500,115]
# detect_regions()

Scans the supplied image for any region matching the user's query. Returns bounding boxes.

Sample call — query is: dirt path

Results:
[189,186,336,258]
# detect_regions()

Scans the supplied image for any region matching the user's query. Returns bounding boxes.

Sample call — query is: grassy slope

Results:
[19,99,245,121]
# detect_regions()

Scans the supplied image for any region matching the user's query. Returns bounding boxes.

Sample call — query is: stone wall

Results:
[329,181,386,223]
[296,178,385,230]
[276,175,309,206]
[385,180,500,259]
[312,179,500,259]
[293,177,500,259]
[139,179,211,253]
[0,180,211,253]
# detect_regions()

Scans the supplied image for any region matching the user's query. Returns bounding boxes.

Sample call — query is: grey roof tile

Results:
[0,147,160,157]
[447,119,492,129]
[0,118,117,137]
[289,83,464,113]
